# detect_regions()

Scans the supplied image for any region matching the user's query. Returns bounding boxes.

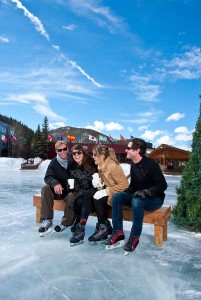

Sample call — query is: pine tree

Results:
[34,125,44,158]
[41,116,49,159]
[173,96,201,231]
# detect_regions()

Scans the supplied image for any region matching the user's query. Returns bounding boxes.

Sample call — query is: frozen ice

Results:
[0,158,200,300]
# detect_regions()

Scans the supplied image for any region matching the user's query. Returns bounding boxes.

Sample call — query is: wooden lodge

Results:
[149,144,190,174]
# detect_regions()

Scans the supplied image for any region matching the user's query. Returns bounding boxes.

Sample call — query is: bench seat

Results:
[33,194,171,247]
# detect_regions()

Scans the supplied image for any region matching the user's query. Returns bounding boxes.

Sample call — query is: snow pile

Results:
[0,157,26,169]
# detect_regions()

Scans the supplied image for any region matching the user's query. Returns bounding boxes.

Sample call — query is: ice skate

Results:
[124,236,140,256]
[105,219,113,235]
[70,223,85,246]
[105,230,125,250]
[54,223,67,232]
[38,219,53,237]
[71,215,80,233]
[88,223,108,244]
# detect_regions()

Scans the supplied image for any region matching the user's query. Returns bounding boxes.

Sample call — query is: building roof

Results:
[149,144,190,161]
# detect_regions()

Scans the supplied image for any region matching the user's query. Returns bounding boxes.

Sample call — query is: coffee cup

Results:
[68,179,75,189]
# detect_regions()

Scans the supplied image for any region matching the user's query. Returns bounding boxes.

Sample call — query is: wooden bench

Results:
[33,194,171,247]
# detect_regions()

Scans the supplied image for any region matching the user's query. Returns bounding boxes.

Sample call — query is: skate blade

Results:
[105,240,124,250]
[39,227,53,237]
[88,240,106,245]
[70,240,84,247]
[124,251,131,256]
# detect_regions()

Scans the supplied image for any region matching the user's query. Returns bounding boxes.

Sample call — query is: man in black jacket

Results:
[38,141,75,237]
[105,138,167,255]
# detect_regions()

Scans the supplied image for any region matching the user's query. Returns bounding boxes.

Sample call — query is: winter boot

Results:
[105,219,112,235]
[54,223,67,232]
[124,236,140,256]
[105,230,125,250]
[88,223,108,244]
[69,223,85,246]
[71,215,81,233]
[38,219,53,237]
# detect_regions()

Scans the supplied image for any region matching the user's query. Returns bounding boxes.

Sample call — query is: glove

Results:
[92,178,104,190]
[134,189,151,199]
[93,189,107,200]
[92,173,104,190]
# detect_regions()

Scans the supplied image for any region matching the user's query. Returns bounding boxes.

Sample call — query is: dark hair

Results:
[131,138,147,156]
[70,144,97,173]
[93,144,119,165]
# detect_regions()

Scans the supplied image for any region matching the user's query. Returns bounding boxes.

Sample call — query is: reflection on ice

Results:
[0,158,200,300]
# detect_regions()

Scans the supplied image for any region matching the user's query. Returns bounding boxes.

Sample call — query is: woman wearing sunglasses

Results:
[68,144,97,246]
[88,145,129,244]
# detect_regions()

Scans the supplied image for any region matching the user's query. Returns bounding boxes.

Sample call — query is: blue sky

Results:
[0,0,201,150]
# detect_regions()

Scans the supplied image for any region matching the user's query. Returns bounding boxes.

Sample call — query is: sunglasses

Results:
[57,147,67,152]
[72,151,82,156]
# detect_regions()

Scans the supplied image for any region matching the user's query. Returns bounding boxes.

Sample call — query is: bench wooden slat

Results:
[33,194,171,247]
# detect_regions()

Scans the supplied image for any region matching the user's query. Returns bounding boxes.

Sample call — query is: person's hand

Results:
[134,189,151,199]
[92,178,104,190]
[54,184,63,195]
[93,189,107,200]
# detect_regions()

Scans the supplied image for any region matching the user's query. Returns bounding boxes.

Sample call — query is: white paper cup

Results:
[68,179,75,189]
[92,173,100,181]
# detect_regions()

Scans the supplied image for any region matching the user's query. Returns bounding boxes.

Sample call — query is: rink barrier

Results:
[33,194,171,247]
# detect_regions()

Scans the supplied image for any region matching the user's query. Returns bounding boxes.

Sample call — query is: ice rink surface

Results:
[0,158,200,300]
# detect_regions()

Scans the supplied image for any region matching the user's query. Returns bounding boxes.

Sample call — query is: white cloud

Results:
[52,45,60,51]
[0,35,10,43]
[67,0,126,34]
[49,122,66,130]
[166,112,185,122]
[138,125,149,131]
[140,129,166,141]
[174,126,189,134]
[86,120,124,132]
[33,104,66,121]
[127,126,133,133]
[129,74,161,102]
[5,93,48,104]
[11,0,50,41]
[63,24,77,31]
[155,135,174,146]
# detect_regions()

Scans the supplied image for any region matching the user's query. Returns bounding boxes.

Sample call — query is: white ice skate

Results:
[39,227,53,237]
[105,240,124,250]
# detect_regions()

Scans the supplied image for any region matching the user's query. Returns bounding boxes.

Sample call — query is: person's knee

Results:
[41,184,51,194]
[131,198,142,210]
[112,192,123,203]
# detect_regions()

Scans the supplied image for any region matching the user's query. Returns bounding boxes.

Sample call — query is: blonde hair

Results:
[55,140,67,150]
[93,144,119,165]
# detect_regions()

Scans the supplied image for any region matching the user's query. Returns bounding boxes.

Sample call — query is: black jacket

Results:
[44,155,71,192]
[127,156,167,200]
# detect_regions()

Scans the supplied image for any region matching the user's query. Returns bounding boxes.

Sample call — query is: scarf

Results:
[56,153,69,169]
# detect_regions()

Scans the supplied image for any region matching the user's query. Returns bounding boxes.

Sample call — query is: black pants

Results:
[92,196,109,224]
[74,189,95,220]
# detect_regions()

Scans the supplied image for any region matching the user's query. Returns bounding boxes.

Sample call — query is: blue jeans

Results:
[112,192,164,237]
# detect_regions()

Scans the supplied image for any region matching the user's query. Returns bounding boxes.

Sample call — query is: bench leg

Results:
[154,225,163,247]
[36,207,42,223]
[163,223,167,241]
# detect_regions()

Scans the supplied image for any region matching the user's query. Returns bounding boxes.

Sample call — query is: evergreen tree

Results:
[41,116,49,159]
[34,125,44,158]
[173,96,201,231]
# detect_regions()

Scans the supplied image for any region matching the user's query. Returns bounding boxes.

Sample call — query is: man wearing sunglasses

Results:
[38,141,75,236]
[106,138,167,255]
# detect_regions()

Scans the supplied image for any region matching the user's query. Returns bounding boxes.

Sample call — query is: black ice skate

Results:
[54,223,67,232]
[105,230,125,250]
[124,236,140,256]
[88,223,108,244]
[105,219,113,235]
[38,219,53,237]
[71,215,81,233]
[69,223,85,246]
